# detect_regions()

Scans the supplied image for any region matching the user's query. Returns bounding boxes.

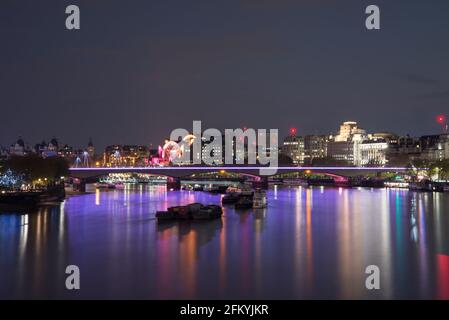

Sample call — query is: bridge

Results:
[68,166,410,190]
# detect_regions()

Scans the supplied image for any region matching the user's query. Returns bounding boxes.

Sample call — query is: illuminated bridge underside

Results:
[69,166,409,181]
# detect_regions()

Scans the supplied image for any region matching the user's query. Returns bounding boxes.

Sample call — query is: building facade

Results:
[419,134,449,161]
[280,135,304,165]
[303,135,328,165]
[9,137,27,156]
[360,139,389,166]
[327,121,367,165]
[327,141,354,164]
[103,145,150,167]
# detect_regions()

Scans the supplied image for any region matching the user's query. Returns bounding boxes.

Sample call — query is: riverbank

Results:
[0,185,65,211]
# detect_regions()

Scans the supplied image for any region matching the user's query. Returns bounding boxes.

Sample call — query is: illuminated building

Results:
[104,145,123,167]
[327,141,355,164]
[87,137,95,158]
[0,146,8,161]
[256,131,278,165]
[360,139,388,166]
[9,137,27,156]
[162,129,278,166]
[58,144,75,160]
[419,134,449,161]
[386,135,421,165]
[280,134,304,165]
[303,135,328,165]
[370,132,398,142]
[122,145,150,166]
[334,121,366,142]
[103,145,149,167]
[327,121,367,165]
[32,138,59,158]
[201,135,223,165]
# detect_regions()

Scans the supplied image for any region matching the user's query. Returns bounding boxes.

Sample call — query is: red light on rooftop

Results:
[437,115,446,124]
[289,127,297,135]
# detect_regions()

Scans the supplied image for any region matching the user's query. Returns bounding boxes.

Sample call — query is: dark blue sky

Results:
[1,0,448,149]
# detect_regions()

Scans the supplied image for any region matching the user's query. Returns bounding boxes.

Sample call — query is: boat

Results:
[206,185,228,194]
[222,185,254,205]
[226,186,240,193]
[253,189,267,209]
[156,202,223,221]
[235,197,253,209]
[64,183,75,193]
[155,210,175,220]
[0,191,42,207]
[95,182,115,189]
[186,202,203,213]
[192,185,204,192]
[222,192,240,204]
[226,185,253,196]
[409,181,432,192]
[114,182,125,190]
[384,181,409,189]
[167,205,191,220]
[192,205,223,220]
[240,188,254,197]
[0,185,65,209]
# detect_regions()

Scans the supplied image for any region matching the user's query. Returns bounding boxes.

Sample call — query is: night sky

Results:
[1,0,449,150]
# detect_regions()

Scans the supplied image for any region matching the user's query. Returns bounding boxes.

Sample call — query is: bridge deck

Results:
[69,166,409,179]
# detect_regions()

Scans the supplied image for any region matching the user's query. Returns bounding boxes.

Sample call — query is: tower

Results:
[87,137,95,158]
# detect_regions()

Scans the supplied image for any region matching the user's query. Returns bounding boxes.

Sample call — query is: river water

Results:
[1,185,448,299]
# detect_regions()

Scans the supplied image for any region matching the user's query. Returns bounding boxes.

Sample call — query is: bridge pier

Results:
[166,177,181,191]
[75,179,86,192]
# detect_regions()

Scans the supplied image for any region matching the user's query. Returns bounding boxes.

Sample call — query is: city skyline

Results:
[2,117,447,151]
[1,1,449,303]
[1,0,449,150]
[4,119,448,172]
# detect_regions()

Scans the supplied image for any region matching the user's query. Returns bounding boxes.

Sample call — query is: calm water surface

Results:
[1,185,448,299]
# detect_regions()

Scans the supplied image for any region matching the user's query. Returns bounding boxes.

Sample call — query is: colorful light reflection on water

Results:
[0,185,448,299]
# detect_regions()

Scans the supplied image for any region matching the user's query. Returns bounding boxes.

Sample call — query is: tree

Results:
[2,155,69,183]
[0,169,25,190]
[430,159,449,180]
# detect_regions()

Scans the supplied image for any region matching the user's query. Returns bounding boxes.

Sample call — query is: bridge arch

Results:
[272,170,349,183]
[68,166,410,188]
[307,172,349,183]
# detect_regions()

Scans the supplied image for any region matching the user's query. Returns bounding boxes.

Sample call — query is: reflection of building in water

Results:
[157,219,223,250]
[433,193,449,299]
[410,196,418,242]
[156,219,223,298]
[0,205,68,297]
[433,193,449,256]
[253,209,267,233]
[436,254,449,300]
[305,188,313,292]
